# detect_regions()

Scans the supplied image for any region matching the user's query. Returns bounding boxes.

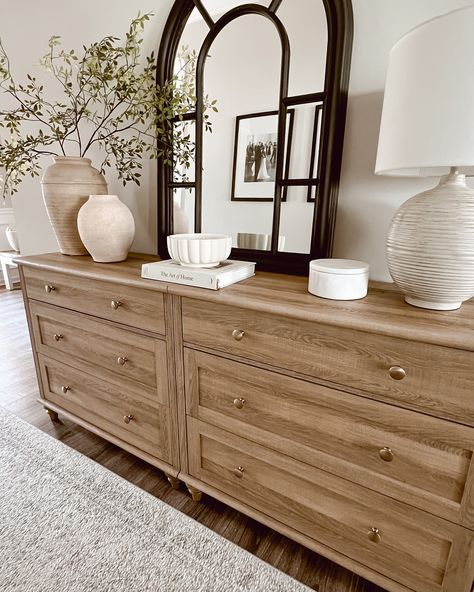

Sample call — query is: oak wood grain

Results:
[17,252,166,292]
[1,288,386,592]
[16,253,474,351]
[182,298,474,426]
[22,265,166,334]
[39,354,172,462]
[30,301,159,388]
[184,349,474,528]
[187,418,474,592]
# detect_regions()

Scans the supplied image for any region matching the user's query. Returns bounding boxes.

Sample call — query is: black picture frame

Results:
[231,110,294,202]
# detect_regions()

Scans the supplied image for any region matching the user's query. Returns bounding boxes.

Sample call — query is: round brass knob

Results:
[233,398,246,410]
[232,329,245,341]
[123,414,134,424]
[389,366,406,380]
[116,356,128,366]
[61,385,71,394]
[53,334,63,342]
[367,527,381,543]
[379,447,394,462]
[233,466,245,478]
[44,284,55,293]
[111,300,123,310]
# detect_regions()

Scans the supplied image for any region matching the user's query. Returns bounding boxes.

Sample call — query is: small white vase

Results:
[5,225,20,252]
[77,195,135,263]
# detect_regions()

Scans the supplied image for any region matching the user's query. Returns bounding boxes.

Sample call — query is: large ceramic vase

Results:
[77,195,135,263]
[41,156,107,255]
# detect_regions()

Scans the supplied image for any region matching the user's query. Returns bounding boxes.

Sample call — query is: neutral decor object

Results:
[142,259,255,290]
[42,157,107,255]
[167,233,232,268]
[375,6,474,310]
[231,110,294,202]
[308,259,369,300]
[5,225,19,252]
[17,252,474,592]
[0,407,310,592]
[77,195,135,263]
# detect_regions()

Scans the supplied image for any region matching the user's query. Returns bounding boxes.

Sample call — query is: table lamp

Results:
[375,6,474,310]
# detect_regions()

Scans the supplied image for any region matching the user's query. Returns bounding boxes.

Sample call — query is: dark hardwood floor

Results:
[0,286,385,592]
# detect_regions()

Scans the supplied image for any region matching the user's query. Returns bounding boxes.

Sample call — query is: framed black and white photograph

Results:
[231,110,294,201]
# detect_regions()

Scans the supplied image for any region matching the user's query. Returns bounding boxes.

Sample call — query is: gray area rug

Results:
[0,406,311,592]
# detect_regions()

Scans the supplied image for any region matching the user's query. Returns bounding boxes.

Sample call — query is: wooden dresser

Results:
[18,253,474,592]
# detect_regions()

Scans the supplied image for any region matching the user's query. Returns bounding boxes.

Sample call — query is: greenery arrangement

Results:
[0,12,214,198]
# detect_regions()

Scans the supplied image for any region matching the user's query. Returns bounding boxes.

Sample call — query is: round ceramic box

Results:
[308,259,369,300]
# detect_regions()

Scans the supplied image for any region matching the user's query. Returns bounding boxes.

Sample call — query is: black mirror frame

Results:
[156,0,353,275]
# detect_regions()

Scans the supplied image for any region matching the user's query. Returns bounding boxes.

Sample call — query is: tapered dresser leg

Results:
[164,473,181,490]
[44,407,60,423]
[186,484,203,502]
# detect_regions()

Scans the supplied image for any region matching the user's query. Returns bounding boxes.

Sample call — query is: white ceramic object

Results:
[236,233,285,250]
[41,156,107,256]
[167,233,232,268]
[77,195,135,263]
[5,226,20,252]
[387,170,474,310]
[308,259,369,300]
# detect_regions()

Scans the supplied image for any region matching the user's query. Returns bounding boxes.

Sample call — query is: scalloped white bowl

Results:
[167,233,232,268]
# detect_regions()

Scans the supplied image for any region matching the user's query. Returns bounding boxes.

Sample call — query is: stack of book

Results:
[141,259,255,290]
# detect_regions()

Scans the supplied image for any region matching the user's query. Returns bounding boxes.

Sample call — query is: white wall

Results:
[2,0,173,256]
[335,0,474,280]
[2,0,473,279]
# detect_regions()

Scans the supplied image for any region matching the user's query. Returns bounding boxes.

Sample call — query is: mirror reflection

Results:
[175,0,329,253]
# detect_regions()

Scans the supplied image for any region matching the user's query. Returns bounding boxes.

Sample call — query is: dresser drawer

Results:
[188,419,473,592]
[23,266,165,335]
[182,299,474,426]
[185,349,474,528]
[31,302,158,388]
[39,355,172,462]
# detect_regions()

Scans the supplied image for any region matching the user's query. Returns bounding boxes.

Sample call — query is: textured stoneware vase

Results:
[77,195,135,263]
[41,156,107,255]
[386,170,474,310]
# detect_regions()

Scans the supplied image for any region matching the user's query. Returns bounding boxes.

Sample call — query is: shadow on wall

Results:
[333,91,435,282]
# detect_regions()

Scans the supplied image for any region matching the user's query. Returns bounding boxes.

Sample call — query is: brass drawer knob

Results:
[233,397,246,409]
[379,447,394,462]
[233,466,245,478]
[53,334,63,342]
[232,329,245,341]
[111,300,123,310]
[123,414,134,424]
[116,356,128,366]
[367,527,381,543]
[44,284,55,293]
[389,366,406,380]
[61,385,71,394]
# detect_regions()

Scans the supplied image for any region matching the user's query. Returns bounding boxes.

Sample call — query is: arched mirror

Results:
[157,0,353,274]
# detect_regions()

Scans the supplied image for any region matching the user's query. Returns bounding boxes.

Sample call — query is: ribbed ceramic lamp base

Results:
[386,169,474,311]
[404,296,462,311]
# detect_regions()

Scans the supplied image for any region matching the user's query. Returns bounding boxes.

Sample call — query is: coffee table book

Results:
[141,259,256,290]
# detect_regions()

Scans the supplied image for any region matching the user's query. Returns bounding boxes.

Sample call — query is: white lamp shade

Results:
[375,6,474,177]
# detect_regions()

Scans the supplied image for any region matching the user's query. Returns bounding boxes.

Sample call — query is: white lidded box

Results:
[308,259,370,300]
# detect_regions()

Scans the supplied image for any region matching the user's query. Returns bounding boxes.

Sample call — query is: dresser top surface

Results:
[17,252,474,351]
